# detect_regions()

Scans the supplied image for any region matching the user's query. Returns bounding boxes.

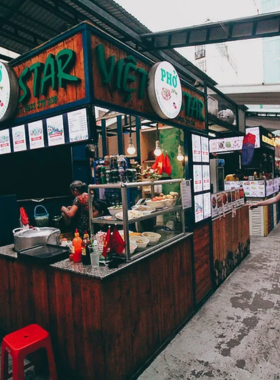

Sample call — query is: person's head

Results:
[70,181,87,197]
[234,169,243,179]
[92,199,110,218]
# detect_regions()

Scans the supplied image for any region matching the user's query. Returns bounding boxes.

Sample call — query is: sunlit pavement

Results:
[139,223,280,380]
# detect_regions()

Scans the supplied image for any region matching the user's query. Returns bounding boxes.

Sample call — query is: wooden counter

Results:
[0,234,194,380]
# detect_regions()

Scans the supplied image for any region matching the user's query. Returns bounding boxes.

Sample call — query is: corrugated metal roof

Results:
[0,0,216,85]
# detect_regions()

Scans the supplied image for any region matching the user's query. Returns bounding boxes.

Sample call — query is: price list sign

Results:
[181,180,192,209]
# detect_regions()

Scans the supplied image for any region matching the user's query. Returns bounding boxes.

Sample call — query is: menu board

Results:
[67,108,89,142]
[201,136,209,163]
[12,125,27,152]
[192,134,201,162]
[203,192,211,219]
[193,165,202,192]
[209,136,243,153]
[0,129,11,154]
[202,165,210,191]
[47,115,65,146]
[243,180,265,197]
[211,194,218,218]
[245,127,260,148]
[211,189,245,219]
[266,179,276,197]
[28,120,44,150]
[181,180,192,209]
[194,194,203,223]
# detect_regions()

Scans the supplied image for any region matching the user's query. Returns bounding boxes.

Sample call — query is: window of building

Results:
[195,45,206,59]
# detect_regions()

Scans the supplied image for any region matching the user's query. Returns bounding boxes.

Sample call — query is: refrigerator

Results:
[210,159,225,193]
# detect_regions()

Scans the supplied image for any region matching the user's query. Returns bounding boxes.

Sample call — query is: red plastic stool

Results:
[1,324,57,380]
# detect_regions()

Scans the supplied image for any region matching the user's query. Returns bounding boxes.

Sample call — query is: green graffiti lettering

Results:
[183,92,192,116]
[96,44,115,84]
[122,56,137,101]
[115,59,124,90]
[197,99,205,121]
[19,67,31,103]
[56,49,80,88]
[190,97,198,119]
[137,67,148,99]
[40,53,57,96]
[30,62,44,98]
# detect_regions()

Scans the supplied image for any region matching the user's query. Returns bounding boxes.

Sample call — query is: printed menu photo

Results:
[211,194,218,219]
[28,120,44,150]
[192,134,201,162]
[194,194,204,223]
[12,125,27,152]
[203,192,211,219]
[201,136,209,163]
[47,115,65,146]
[202,165,210,191]
[193,165,202,193]
[0,129,11,154]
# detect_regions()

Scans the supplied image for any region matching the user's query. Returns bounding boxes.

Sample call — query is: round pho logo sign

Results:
[148,61,182,119]
[0,62,19,123]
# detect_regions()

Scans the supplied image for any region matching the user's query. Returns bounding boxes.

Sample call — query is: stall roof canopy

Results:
[0,0,216,86]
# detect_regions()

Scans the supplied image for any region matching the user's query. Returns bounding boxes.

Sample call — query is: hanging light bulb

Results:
[154,140,162,157]
[127,115,136,155]
[127,136,136,155]
[177,145,184,161]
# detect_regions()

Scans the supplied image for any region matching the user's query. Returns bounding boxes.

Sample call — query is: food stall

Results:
[0,21,249,379]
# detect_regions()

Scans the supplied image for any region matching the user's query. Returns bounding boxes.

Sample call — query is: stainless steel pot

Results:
[13,227,61,252]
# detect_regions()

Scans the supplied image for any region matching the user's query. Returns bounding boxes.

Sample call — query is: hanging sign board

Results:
[12,125,27,152]
[148,61,182,119]
[47,115,65,146]
[67,108,89,142]
[28,120,44,150]
[0,62,19,123]
[0,129,11,154]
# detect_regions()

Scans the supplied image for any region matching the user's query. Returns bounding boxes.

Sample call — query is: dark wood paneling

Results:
[0,236,194,380]
[193,221,213,304]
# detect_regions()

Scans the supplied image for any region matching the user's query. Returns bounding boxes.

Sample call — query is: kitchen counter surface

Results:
[0,233,193,280]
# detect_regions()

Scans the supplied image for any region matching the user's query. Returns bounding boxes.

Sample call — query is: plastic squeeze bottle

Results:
[72,229,82,263]
[82,231,91,265]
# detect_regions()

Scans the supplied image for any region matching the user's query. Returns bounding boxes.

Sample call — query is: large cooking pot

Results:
[13,227,61,252]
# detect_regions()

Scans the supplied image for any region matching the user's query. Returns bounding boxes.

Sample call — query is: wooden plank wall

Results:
[212,206,250,285]
[193,220,213,304]
[0,236,193,380]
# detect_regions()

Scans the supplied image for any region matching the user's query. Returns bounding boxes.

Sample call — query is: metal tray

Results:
[18,244,70,265]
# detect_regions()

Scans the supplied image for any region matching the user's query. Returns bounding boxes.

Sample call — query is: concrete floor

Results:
[139,224,280,380]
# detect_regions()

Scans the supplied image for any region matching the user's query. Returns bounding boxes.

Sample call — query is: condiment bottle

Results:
[72,229,82,263]
[82,231,91,265]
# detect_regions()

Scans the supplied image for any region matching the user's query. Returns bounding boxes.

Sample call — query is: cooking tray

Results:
[18,244,69,265]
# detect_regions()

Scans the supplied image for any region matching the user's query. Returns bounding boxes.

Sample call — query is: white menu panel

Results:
[67,108,89,142]
[181,180,192,209]
[0,129,11,154]
[202,165,210,191]
[201,136,209,163]
[47,115,65,146]
[193,165,202,193]
[192,134,201,162]
[203,192,211,219]
[28,120,44,150]
[209,136,243,153]
[194,194,204,223]
[12,125,27,152]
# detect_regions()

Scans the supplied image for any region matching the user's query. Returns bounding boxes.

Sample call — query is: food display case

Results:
[88,179,187,261]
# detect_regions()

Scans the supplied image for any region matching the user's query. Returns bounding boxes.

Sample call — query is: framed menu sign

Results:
[203,165,210,191]
[0,129,11,154]
[12,125,27,152]
[201,136,209,162]
[47,115,65,147]
[67,108,89,142]
[28,120,44,150]
[194,194,203,223]
[193,165,202,193]
[203,192,211,219]
[192,134,201,162]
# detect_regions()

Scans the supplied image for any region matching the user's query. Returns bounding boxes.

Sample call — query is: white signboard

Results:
[209,136,243,153]
[242,180,265,198]
[192,134,201,162]
[201,136,209,162]
[181,180,192,209]
[193,165,202,193]
[203,192,211,219]
[28,120,44,149]
[67,108,88,142]
[148,61,182,119]
[211,194,218,219]
[12,125,26,152]
[202,165,210,191]
[0,62,19,123]
[194,194,204,223]
[245,127,260,148]
[47,115,65,146]
[0,129,11,154]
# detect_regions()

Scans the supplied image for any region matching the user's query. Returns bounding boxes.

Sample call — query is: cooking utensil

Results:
[17,244,69,265]
[13,227,61,252]
[34,205,49,227]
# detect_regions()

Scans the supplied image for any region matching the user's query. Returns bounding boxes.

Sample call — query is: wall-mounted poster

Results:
[12,125,27,152]
[201,136,209,163]
[193,165,202,193]
[0,129,11,154]
[67,108,89,142]
[47,115,65,146]
[181,180,192,209]
[192,134,201,162]
[203,192,211,219]
[202,165,210,191]
[194,194,204,223]
[28,120,44,150]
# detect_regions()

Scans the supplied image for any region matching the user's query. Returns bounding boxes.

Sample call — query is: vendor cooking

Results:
[61,181,89,236]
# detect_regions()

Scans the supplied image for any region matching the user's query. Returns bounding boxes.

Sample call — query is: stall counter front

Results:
[0,234,194,380]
